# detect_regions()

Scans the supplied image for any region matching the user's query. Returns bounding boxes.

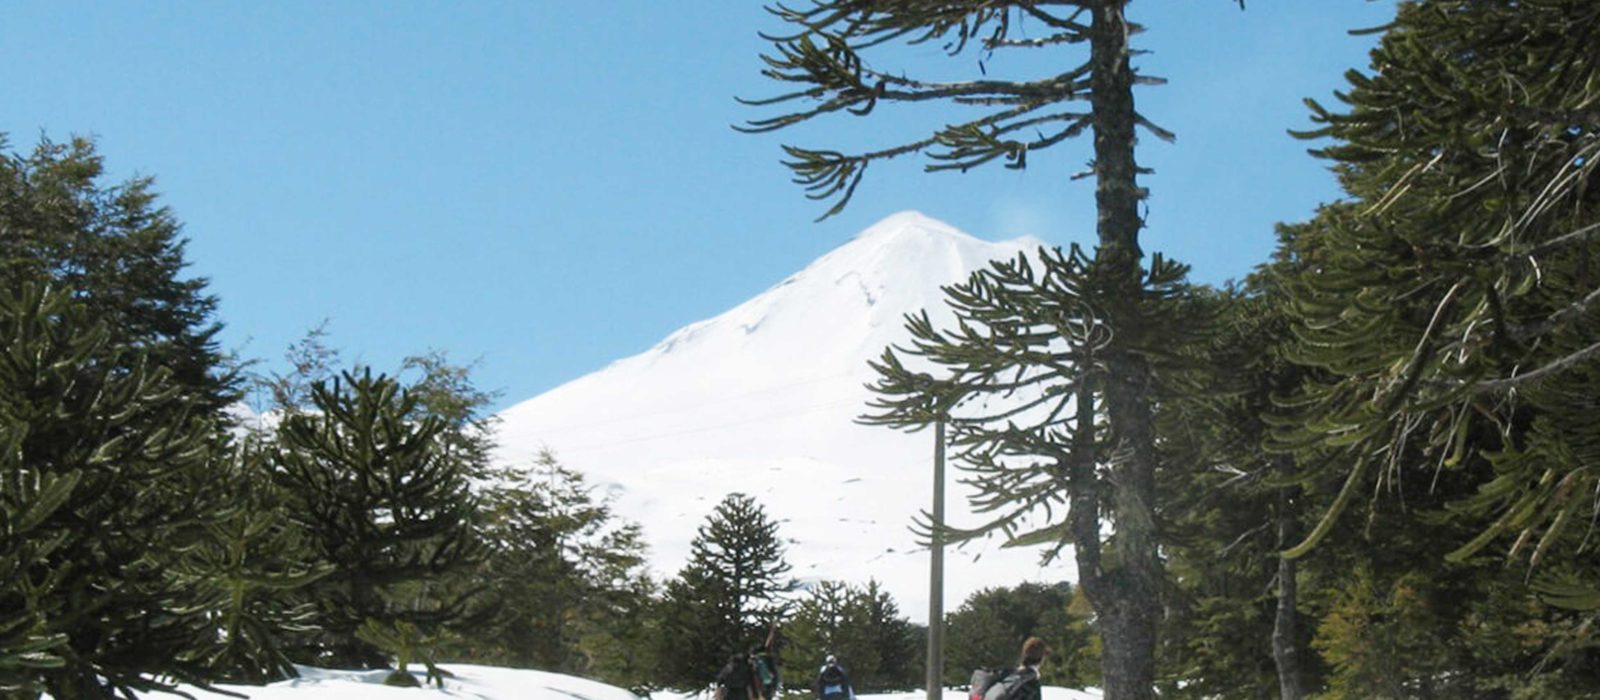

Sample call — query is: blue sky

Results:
[2,1,1395,411]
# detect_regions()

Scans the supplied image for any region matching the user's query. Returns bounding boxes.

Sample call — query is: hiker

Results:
[752,623,782,700]
[967,637,1045,700]
[717,652,760,700]
[814,654,853,700]
[1003,638,1045,700]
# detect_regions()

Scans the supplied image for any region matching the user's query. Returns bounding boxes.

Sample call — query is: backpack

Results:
[970,667,1034,700]
[754,654,779,693]
[818,664,848,700]
[720,657,753,692]
[967,667,1012,700]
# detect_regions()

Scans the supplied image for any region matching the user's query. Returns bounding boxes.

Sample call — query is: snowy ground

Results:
[103,665,1102,700]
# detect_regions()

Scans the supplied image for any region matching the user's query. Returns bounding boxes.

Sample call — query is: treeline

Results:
[748,0,1600,698]
[0,136,1089,697]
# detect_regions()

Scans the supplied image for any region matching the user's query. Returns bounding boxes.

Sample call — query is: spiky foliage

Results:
[655,493,796,688]
[863,244,1201,698]
[0,134,238,416]
[751,3,1230,694]
[1148,278,1324,700]
[742,1,1193,220]
[1274,0,1600,594]
[167,439,327,684]
[0,285,223,697]
[272,370,482,668]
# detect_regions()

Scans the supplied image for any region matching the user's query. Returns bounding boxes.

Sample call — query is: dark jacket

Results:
[718,656,759,700]
[1008,665,1041,700]
[815,663,853,700]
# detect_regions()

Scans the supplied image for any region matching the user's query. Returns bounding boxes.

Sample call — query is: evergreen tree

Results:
[943,583,1098,690]
[655,493,795,687]
[857,580,921,693]
[786,581,880,687]
[465,450,653,681]
[167,438,328,684]
[1257,2,1600,690]
[0,285,223,697]
[861,244,1203,700]
[743,4,1242,695]
[1276,0,1600,581]
[0,134,238,416]
[1148,280,1324,700]
[782,580,922,692]
[272,370,482,668]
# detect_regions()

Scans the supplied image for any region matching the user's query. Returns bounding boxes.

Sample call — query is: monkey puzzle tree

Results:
[744,3,1236,696]
[273,370,482,669]
[0,285,223,697]
[1274,0,1600,591]
[861,245,1201,699]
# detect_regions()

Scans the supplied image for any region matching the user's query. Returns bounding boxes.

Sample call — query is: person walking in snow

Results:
[988,638,1045,700]
[814,654,853,700]
[752,622,783,700]
[717,652,760,700]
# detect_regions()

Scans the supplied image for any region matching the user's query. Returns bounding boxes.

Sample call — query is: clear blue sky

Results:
[2,1,1395,411]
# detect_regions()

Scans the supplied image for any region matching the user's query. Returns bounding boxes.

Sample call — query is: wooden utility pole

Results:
[926,419,946,700]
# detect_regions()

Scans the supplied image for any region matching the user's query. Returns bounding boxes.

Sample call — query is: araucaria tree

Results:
[0,136,251,697]
[745,3,1223,697]
[656,493,795,687]
[1276,0,1600,593]
[273,370,482,668]
[0,285,223,697]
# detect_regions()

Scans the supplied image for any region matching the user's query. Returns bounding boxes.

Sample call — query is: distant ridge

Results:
[493,211,1069,622]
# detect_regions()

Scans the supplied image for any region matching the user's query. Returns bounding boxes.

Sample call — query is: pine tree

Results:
[857,580,921,692]
[655,493,795,687]
[466,450,653,679]
[1147,279,1323,699]
[942,583,1097,690]
[272,370,482,668]
[0,285,223,697]
[0,134,238,416]
[786,581,879,687]
[781,580,923,692]
[742,4,1241,695]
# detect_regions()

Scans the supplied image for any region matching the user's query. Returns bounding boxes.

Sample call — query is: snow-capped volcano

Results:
[493,211,1073,622]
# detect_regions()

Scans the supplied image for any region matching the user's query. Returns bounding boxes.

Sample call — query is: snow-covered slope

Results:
[493,211,1074,621]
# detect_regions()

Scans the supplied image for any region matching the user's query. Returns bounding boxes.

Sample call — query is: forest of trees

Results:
[4,1,1600,698]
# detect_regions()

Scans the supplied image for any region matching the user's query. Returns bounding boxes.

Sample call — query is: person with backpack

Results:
[814,654,853,700]
[1008,637,1045,700]
[967,637,1046,700]
[751,623,782,700]
[717,652,760,700]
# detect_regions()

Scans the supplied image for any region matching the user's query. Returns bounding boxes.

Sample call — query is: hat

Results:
[825,654,837,665]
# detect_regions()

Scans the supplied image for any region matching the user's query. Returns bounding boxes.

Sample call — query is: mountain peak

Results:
[850,210,972,243]
[494,213,1068,622]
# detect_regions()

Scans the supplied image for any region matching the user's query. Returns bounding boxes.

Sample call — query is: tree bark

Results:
[1084,2,1160,699]
[1272,458,1305,700]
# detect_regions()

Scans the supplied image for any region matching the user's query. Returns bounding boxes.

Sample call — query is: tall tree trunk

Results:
[1085,2,1160,699]
[1272,458,1305,700]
